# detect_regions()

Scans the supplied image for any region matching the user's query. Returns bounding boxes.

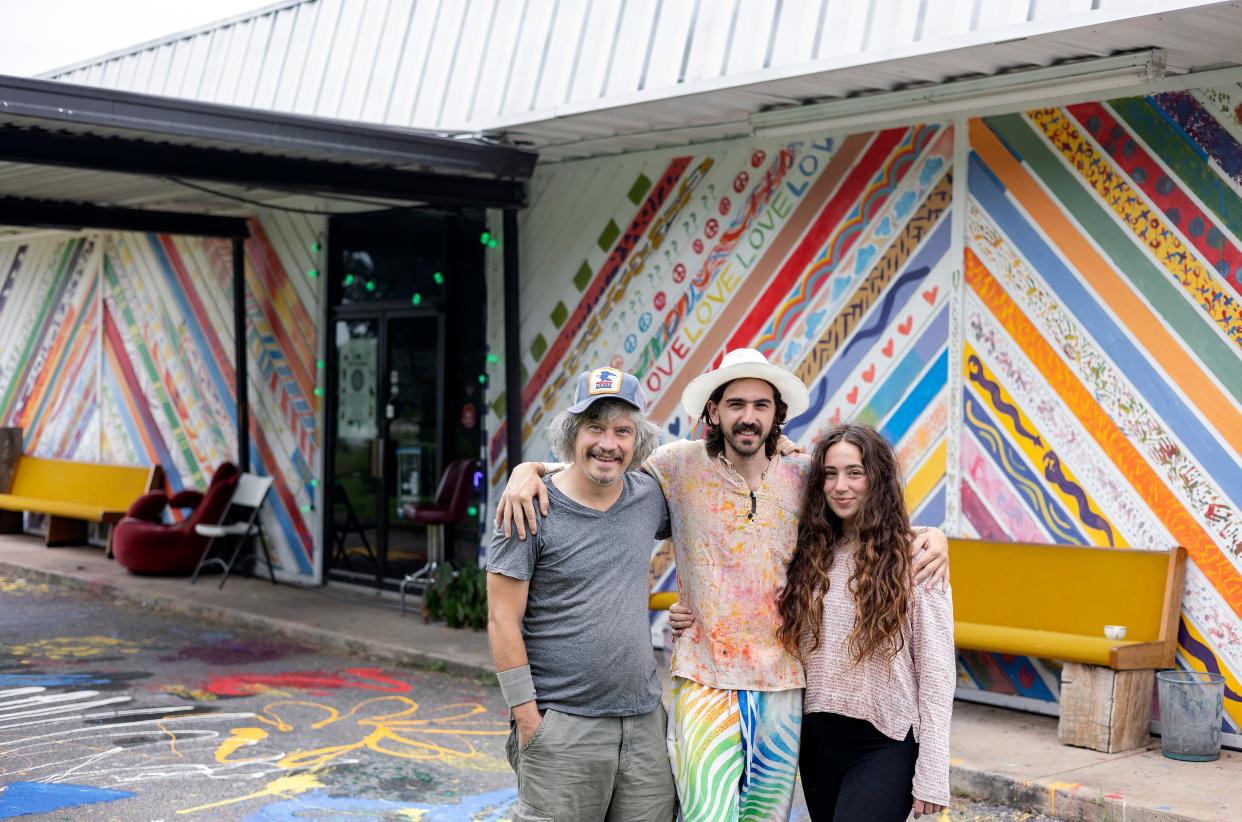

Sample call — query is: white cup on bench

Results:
[1104,625,1127,641]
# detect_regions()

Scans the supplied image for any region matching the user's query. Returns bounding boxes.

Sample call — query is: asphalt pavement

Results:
[0,576,1055,820]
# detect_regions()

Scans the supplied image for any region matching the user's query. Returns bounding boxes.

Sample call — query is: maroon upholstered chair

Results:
[398,458,477,614]
[112,462,240,575]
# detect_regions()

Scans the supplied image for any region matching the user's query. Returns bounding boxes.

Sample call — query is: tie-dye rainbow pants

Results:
[667,676,802,822]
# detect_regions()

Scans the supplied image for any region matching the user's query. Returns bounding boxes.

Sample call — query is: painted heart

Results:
[862,365,876,383]
[875,217,893,238]
[923,286,939,304]
[898,315,913,335]
[668,418,681,436]
[846,386,859,405]
[882,339,894,357]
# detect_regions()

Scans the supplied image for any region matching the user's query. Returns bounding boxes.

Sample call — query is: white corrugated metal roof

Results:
[43,0,1242,161]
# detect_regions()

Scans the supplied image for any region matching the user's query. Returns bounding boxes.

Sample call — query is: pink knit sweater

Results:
[800,548,956,806]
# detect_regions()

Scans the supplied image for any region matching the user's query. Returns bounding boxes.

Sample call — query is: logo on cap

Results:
[587,367,621,396]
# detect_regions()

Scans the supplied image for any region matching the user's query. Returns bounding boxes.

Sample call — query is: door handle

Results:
[371,437,385,479]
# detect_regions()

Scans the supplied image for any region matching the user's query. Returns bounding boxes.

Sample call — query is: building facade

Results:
[2,0,1238,737]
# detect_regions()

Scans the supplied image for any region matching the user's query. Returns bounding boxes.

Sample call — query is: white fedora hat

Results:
[680,348,810,420]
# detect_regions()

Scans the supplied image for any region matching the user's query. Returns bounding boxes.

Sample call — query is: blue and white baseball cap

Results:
[567,367,648,414]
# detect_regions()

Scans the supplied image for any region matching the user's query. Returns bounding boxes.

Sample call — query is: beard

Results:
[722,422,767,457]
[584,447,626,485]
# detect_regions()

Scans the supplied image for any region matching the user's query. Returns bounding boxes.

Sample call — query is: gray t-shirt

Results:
[486,471,671,717]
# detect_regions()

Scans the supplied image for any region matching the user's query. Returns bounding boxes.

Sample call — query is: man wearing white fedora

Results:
[496,348,948,821]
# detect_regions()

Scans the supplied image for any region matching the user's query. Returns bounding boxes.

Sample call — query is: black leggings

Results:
[799,712,918,822]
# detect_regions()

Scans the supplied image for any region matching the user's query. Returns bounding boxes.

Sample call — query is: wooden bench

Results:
[0,455,163,546]
[950,538,1186,752]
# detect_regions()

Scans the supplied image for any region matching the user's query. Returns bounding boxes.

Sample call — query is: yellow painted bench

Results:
[649,592,678,611]
[949,538,1187,752]
[0,455,163,546]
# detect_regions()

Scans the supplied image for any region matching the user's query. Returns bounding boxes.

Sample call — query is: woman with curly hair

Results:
[778,424,955,820]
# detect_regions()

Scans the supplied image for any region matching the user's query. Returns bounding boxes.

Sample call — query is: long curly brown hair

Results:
[777,424,914,663]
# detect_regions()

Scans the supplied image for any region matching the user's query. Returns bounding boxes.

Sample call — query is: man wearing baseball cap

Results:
[486,367,677,820]
[497,349,948,821]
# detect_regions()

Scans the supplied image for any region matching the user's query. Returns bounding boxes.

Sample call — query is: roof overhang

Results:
[0,74,537,239]
[492,1,1242,162]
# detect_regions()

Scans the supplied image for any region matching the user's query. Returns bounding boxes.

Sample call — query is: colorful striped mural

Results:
[0,213,323,580]
[965,90,1242,732]
[497,81,1242,731]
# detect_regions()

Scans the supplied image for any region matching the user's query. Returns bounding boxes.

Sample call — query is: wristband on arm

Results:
[497,664,537,708]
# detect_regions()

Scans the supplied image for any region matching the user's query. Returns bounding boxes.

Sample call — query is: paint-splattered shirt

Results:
[645,439,810,692]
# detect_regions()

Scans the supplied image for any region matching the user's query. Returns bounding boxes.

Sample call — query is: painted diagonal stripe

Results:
[794,174,953,386]
[1068,101,1242,297]
[1031,107,1242,350]
[969,196,1242,558]
[859,306,950,428]
[768,133,954,373]
[904,438,946,516]
[961,428,1050,544]
[644,136,877,424]
[987,113,1242,408]
[1150,91,1242,191]
[965,342,1122,548]
[961,478,1005,541]
[970,126,1242,505]
[964,389,1086,544]
[753,125,937,355]
[722,128,909,356]
[882,350,947,447]
[1109,97,1242,266]
[966,247,1242,617]
[524,158,691,409]
[636,147,799,383]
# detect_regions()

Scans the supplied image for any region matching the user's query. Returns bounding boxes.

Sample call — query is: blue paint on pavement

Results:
[0,782,134,818]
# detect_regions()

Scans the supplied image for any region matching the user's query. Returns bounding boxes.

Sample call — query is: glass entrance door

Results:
[383,316,442,580]
[328,312,443,588]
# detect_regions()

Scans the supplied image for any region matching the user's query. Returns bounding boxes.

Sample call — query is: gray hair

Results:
[545,398,661,469]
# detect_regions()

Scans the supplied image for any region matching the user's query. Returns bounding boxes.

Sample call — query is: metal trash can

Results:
[1156,671,1225,761]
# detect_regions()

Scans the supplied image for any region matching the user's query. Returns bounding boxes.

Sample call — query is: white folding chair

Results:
[191,473,276,589]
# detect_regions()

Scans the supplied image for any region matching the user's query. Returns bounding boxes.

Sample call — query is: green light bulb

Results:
[467,505,479,517]
[314,387,324,397]
[365,280,375,292]
[309,478,320,487]
[480,231,491,244]
[307,268,319,278]
[344,273,355,286]
[311,242,321,253]
[485,353,499,363]
[477,374,487,384]
[301,504,313,513]
[411,293,422,305]
[316,359,325,369]
[488,239,498,249]
[433,271,444,285]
